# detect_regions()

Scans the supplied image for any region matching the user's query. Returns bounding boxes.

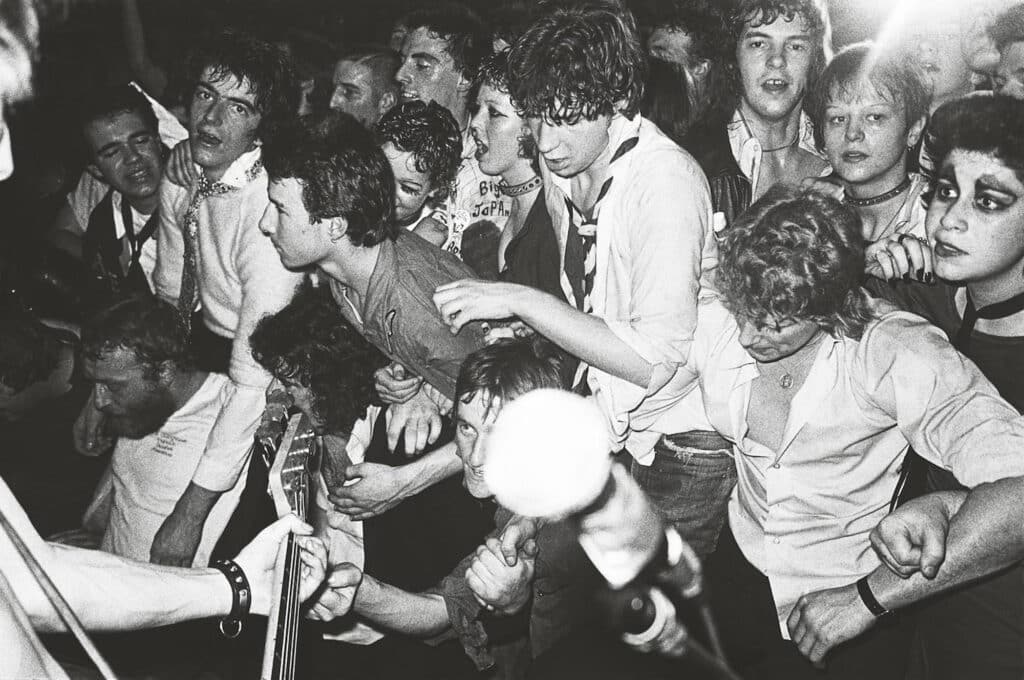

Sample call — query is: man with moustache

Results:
[128,31,303,566]
[395,3,511,256]
[328,44,400,127]
[684,0,830,225]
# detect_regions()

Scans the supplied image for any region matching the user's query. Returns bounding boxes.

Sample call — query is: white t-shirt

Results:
[98,373,245,566]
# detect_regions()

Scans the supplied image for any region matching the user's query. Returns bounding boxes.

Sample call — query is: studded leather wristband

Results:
[856,575,890,618]
[211,558,251,638]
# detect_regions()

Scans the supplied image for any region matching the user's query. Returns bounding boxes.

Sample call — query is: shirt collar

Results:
[200,146,264,188]
[727,109,820,160]
[547,113,642,198]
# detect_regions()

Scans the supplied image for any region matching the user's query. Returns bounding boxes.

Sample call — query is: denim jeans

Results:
[630,430,736,558]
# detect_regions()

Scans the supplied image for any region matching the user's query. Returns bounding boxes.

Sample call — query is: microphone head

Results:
[484,388,611,518]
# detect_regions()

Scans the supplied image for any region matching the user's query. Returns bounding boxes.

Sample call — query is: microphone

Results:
[483,389,702,593]
[484,390,742,677]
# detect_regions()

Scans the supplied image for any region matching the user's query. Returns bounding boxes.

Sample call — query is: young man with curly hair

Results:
[681,185,1024,678]
[373,100,462,245]
[433,1,728,561]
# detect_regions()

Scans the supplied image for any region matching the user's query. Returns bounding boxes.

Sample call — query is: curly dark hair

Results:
[399,3,490,81]
[455,336,569,411]
[927,92,1024,186]
[263,111,397,247]
[374,100,462,201]
[185,30,301,141]
[81,295,194,378]
[716,184,874,339]
[250,282,387,436]
[0,318,61,393]
[808,41,930,153]
[508,1,647,123]
[719,0,832,119]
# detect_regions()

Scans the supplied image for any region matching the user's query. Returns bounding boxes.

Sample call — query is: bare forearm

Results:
[401,443,462,496]
[871,477,1024,610]
[511,287,652,387]
[353,574,450,636]
[29,545,231,632]
[175,482,221,524]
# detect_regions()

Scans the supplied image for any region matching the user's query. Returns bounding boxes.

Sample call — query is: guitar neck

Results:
[261,532,303,680]
[261,414,319,680]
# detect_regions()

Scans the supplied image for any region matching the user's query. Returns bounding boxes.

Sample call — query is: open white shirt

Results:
[543,113,720,462]
[686,298,1024,635]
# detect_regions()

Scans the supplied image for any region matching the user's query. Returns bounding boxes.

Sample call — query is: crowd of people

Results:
[2,0,1024,678]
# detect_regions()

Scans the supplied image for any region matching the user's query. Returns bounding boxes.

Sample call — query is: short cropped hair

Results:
[728,0,832,112]
[508,1,647,123]
[399,3,490,81]
[455,337,569,410]
[374,100,462,201]
[79,84,159,145]
[988,3,1024,53]
[928,93,1024,186]
[185,30,301,139]
[808,41,930,152]
[251,282,387,435]
[81,295,193,377]
[473,49,538,161]
[263,111,397,247]
[0,318,60,392]
[337,43,401,95]
[716,185,874,339]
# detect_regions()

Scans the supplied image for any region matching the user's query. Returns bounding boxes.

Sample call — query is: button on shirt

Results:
[686,299,1024,635]
[153,148,304,491]
[543,114,719,461]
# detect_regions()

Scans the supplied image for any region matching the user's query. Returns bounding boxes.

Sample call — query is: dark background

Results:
[0,0,896,255]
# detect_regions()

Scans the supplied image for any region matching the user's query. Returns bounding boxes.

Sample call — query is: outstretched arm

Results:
[2,476,325,633]
[788,476,1024,663]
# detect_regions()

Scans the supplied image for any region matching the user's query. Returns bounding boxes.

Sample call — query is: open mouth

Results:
[127,167,152,184]
[762,78,789,93]
[400,88,419,101]
[196,131,221,147]
[841,151,867,163]
[933,240,966,257]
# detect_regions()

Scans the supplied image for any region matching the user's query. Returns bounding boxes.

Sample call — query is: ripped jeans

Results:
[630,430,737,558]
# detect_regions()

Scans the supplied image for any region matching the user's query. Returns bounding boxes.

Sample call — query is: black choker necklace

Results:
[844,176,912,207]
[955,288,1024,352]
[499,175,542,197]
